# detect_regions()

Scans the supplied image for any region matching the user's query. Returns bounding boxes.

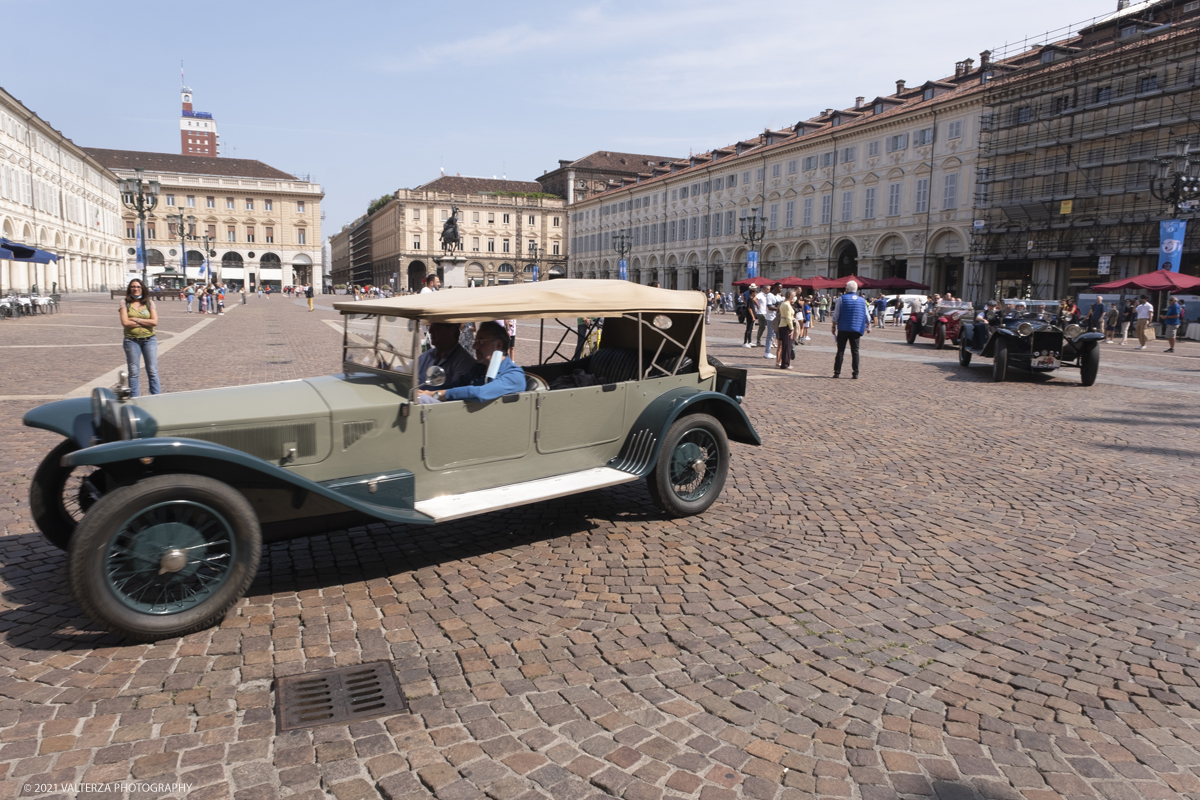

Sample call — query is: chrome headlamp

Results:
[91,387,115,430]
[1064,324,1082,339]
[1017,322,1034,337]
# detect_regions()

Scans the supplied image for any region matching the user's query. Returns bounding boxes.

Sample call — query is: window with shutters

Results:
[888,183,902,216]
[841,191,853,222]
[802,198,813,227]
[787,160,798,174]
[771,164,781,178]
[886,133,908,152]
[785,200,795,228]
[868,141,880,157]
[914,128,933,146]
[821,152,835,167]
[669,220,677,242]
[943,174,959,209]
[821,195,832,225]
[915,178,929,213]
[756,168,765,181]
[701,215,709,237]
[713,213,721,237]
[864,187,876,219]
[472,237,480,251]
[1094,86,1112,103]
[1140,75,1158,93]
[227,226,236,242]
[769,203,778,230]
[946,120,963,139]
[803,156,817,171]
[842,146,856,162]
[725,211,734,234]
[690,217,698,239]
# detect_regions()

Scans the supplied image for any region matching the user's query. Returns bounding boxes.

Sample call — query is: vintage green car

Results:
[23,281,759,640]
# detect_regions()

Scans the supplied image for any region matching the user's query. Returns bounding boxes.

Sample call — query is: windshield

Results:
[343,313,418,376]
[1001,300,1056,320]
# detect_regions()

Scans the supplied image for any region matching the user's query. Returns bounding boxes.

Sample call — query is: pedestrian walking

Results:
[776,290,797,370]
[1120,299,1135,344]
[1135,294,1155,349]
[1104,303,1118,343]
[754,285,771,347]
[831,280,871,379]
[1087,295,1106,333]
[818,294,829,322]
[1164,296,1182,353]
[306,284,315,311]
[119,278,161,397]
[185,282,195,313]
[873,294,888,327]
[742,285,758,347]
[762,283,782,359]
[217,284,226,315]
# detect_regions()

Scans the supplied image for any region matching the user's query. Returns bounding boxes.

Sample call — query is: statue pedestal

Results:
[434,254,468,288]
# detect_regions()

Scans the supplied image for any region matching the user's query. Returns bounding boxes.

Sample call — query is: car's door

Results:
[535,383,626,454]
[420,394,534,471]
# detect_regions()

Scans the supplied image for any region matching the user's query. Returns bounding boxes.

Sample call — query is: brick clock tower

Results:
[179,87,219,157]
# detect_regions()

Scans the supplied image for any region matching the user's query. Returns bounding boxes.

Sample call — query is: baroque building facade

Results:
[536,151,679,206]
[85,149,324,291]
[568,74,987,297]
[330,176,566,291]
[0,87,124,293]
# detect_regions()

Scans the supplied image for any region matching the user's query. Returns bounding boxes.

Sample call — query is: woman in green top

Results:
[119,278,161,396]
[776,290,797,370]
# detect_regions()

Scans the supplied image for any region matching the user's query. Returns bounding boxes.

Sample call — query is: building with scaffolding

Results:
[970,0,1200,302]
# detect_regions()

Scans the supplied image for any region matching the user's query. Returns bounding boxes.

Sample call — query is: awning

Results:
[0,238,59,264]
[1092,268,1200,292]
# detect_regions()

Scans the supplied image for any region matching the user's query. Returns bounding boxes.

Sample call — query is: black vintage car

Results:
[958,300,1103,385]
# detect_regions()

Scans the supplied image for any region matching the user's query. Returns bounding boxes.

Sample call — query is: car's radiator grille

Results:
[172,422,318,461]
[342,420,375,450]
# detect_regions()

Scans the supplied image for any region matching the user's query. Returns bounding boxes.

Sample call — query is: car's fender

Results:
[23,398,91,445]
[63,437,435,525]
[609,388,761,477]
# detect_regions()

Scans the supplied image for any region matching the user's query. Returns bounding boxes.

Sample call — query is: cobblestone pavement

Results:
[2,295,1200,800]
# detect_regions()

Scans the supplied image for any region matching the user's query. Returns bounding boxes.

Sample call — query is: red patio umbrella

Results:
[1092,268,1200,292]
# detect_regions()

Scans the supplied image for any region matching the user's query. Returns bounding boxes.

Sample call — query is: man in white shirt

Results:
[1135,294,1154,349]
[752,286,769,347]
[762,282,782,357]
[419,274,440,294]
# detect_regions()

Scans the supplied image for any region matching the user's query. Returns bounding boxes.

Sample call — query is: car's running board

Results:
[414,467,640,523]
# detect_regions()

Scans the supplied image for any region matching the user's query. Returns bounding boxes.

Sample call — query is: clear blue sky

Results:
[4,0,1111,235]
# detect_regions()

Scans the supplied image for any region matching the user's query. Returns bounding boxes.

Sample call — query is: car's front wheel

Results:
[905,321,918,344]
[1080,343,1099,386]
[959,334,972,367]
[934,323,947,349]
[647,414,729,517]
[993,339,1009,382]
[30,440,106,550]
[68,474,262,641]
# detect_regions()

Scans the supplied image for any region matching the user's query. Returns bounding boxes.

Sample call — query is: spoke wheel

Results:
[905,321,918,344]
[993,339,1008,383]
[647,414,730,517]
[69,474,261,641]
[959,334,972,367]
[30,440,103,550]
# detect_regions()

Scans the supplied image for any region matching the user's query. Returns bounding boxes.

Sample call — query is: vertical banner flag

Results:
[1160,220,1186,272]
[747,251,758,280]
[135,220,145,273]
[201,248,208,278]
[532,263,539,281]
[618,259,627,281]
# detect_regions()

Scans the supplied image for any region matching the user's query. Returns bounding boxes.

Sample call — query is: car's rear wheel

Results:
[993,339,1009,382]
[30,440,105,550]
[68,474,261,641]
[647,414,729,517]
[905,321,918,344]
[934,323,946,349]
[959,334,972,367]
[1080,344,1099,386]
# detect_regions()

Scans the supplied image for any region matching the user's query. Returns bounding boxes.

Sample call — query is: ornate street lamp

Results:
[119,169,161,287]
[612,230,631,281]
[526,241,540,281]
[1150,137,1200,218]
[739,209,768,279]
[167,212,197,284]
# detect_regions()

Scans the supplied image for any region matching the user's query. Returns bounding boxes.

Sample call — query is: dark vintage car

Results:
[958,299,1102,384]
[22,281,760,641]
[905,301,972,349]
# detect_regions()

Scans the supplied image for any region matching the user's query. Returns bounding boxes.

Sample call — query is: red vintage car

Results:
[905,301,973,349]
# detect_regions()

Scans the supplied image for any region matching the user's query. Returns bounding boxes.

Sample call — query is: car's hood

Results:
[131,380,333,465]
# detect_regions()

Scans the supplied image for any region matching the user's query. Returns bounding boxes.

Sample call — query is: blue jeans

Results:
[123,336,160,397]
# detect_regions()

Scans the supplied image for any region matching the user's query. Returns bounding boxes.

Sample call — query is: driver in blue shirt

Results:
[418,321,525,403]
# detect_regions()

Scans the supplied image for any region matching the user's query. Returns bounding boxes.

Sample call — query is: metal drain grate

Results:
[275,661,407,732]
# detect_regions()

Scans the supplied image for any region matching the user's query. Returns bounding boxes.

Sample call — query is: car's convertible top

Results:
[334,279,705,322]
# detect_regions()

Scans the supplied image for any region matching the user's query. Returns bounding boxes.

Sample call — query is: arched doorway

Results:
[223,251,249,290]
[292,253,313,286]
[497,263,514,285]
[835,241,858,278]
[407,261,426,292]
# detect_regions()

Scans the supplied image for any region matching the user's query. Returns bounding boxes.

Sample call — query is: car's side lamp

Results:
[281,443,297,464]
[426,366,446,387]
[115,370,133,401]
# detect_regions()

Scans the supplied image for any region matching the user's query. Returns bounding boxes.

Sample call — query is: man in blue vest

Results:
[831,280,871,379]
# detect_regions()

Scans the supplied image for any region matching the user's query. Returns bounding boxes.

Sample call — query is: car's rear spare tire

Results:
[647,414,729,517]
[68,474,261,641]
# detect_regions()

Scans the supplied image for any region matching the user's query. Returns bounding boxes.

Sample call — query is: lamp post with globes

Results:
[526,241,540,282]
[612,230,631,281]
[118,169,161,288]
[1150,137,1200,219]
[739,209,768,280]
[166,212,197,287]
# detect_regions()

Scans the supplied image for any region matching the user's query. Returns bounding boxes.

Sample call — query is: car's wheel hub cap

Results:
[105,501,235,615]
[668,432,719,502]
